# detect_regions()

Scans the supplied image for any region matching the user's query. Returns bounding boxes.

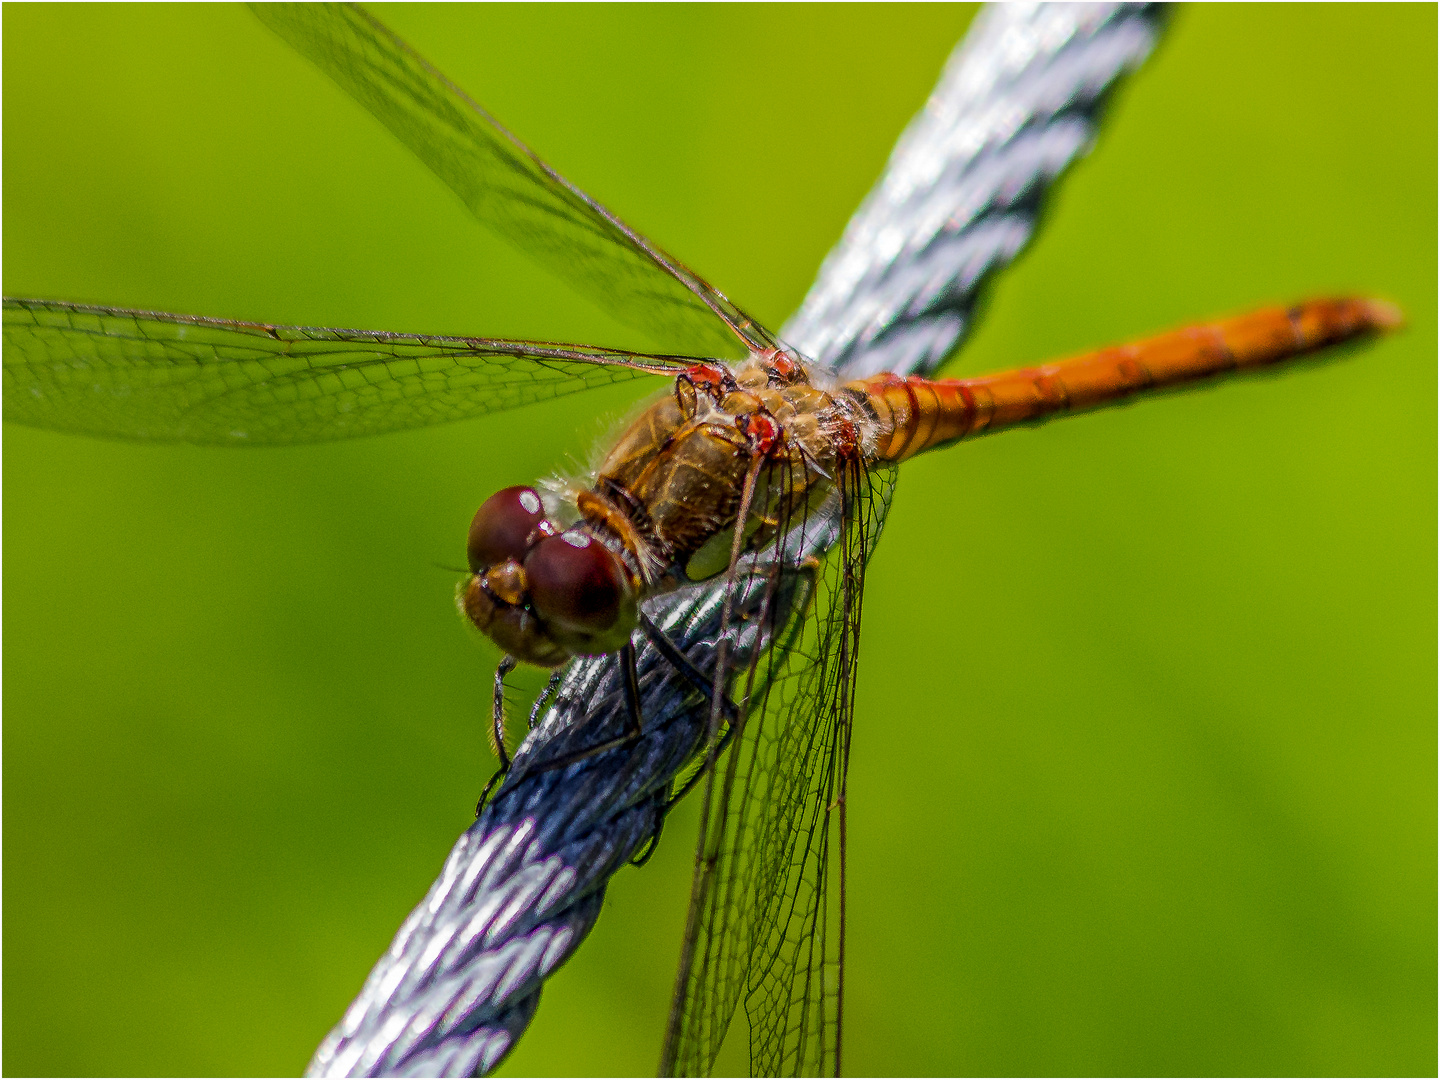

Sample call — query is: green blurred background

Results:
[4,4,1434,1076]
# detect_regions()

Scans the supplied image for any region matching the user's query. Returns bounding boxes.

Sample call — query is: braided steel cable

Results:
[307,5,1166,1075]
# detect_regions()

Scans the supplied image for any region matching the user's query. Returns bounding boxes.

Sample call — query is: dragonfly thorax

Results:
[460,352,869,668]
[594,354,864,572]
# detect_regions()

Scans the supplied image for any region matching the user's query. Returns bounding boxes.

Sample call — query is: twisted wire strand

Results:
[307,5,1165,1075]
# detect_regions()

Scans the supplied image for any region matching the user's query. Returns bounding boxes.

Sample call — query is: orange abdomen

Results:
[849,297,1401,462]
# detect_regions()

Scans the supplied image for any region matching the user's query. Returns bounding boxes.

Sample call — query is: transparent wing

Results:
[663,459,898,1077]
[296,6,1173,1076]
[2,298,684,446]
[250,3,772,361]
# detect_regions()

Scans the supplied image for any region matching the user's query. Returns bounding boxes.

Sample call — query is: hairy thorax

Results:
[585,351,870,585]
[460,349,876,667]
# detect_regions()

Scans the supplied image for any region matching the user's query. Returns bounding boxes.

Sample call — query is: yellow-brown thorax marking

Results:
[585,352,856,589]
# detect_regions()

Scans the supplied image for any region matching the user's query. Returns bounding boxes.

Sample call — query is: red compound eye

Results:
[524,531,626,632]
[467,486,552,572]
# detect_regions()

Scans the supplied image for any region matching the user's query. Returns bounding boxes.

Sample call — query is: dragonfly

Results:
[3,5,1404,1077]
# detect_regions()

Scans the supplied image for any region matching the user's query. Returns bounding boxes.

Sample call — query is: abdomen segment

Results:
[850,297,1401,462]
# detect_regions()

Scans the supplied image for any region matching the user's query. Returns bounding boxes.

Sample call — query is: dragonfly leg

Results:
[665,719,737,809]
[521,613,745,795]
[635,613,747,811]
[630,798,666,867]
[475,766,506,816]
[637,613,740,725]
[491,655,518,773]
[527,669,564,731]
[475,655,519,815]
[526,641,645,774]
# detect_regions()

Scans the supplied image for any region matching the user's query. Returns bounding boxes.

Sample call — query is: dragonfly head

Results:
[459,486,638,667]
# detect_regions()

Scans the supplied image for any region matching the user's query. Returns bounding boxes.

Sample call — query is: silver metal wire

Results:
[306,5,1166,1075]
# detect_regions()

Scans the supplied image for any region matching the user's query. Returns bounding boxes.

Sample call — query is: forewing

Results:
[250,3,770,361]
[2,298,682,445]
[663,459,898,1077]
[288,5,1174,1074]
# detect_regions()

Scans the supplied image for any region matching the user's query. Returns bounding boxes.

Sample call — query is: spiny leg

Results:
[630,796,667,867]
[638,612,740,725]
[663,548,819,810]
[491,654,518,772]
[667,721,738,809]
[628,612,749,837]
[523,616,744,788]
[529,641,645,774]
[647,459,770,816]
[527,669,564,731]
[476,654,519,815]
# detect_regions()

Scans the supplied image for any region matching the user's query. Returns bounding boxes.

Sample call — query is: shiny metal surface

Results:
[306,4,1164,1075]
[788,2,1165,380]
